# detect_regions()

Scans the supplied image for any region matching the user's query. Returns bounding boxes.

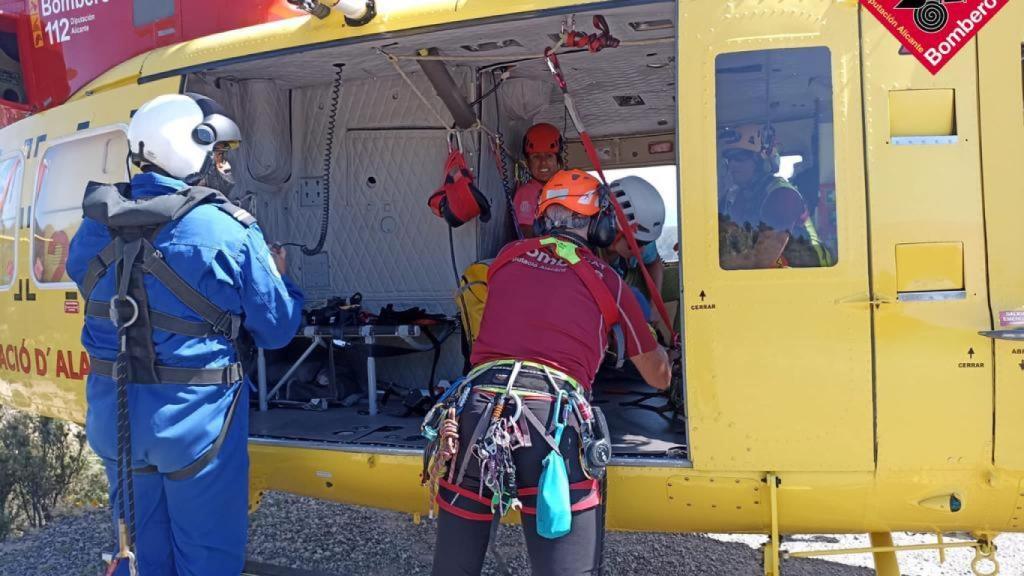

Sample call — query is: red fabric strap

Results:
[579,131,675,341]
[436,497,495,522]
[519,479,602,515]
[517,478,598,496]
[436,479,495,522]
[438,478,492,506]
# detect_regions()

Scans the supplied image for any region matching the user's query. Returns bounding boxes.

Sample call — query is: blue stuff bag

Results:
[537,391,571,539]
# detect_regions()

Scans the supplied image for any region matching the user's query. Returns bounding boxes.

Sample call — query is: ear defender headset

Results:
[587,185,618,248]
[192,122,217,146]
[534,183,618,249]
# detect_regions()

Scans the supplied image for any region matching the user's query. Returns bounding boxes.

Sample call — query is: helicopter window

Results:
[134,0,175,28]
[0,155,21,289]
[715,47,837,270]
[32,127,128,287]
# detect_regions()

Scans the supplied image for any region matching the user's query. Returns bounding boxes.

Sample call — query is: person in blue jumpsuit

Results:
[67,93,304,575]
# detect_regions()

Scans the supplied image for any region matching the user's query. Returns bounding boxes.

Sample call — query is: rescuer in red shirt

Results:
[424,169,670,576]
[512,123,564,238]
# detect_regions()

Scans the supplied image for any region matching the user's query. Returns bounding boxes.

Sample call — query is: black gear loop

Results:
[914,1,948,33]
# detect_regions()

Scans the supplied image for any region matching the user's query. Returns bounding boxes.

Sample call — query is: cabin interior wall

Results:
[196,69,500,386]
[188,2,680,390]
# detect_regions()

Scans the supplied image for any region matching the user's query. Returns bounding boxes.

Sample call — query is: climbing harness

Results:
[422,359,605,533]
[81,181,256,570]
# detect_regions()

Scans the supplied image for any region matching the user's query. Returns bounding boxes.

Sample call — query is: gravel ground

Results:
[0,492,1021,575]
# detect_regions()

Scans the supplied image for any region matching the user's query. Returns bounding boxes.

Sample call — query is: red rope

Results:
[544,48,677,343]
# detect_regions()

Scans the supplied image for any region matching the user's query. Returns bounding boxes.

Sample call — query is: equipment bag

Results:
[536,390,572,539]
[428,149,491,228]
[454,259,491,347]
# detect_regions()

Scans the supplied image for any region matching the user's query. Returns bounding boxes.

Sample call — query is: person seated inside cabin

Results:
[717,123,831,270]
[598,176,667,333]
[513,123,565,238]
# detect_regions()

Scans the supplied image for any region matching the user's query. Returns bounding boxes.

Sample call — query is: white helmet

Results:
[609,175,665,244]
[127,93,241,182]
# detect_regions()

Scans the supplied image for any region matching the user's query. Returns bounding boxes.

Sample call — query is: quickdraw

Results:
[421,377,475,518]
[478,364,524,516]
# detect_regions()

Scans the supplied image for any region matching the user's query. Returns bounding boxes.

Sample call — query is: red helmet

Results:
[523,123,563,157]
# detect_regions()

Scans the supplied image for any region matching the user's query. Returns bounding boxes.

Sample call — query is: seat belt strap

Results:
[80,242,118,302]
[90,358,243,386]
[166,384,243,481]
[86,300,218,338]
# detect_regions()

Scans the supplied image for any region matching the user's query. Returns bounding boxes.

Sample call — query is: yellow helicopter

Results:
[0,1,1022,574]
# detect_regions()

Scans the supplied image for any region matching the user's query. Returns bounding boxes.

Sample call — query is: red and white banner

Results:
[860,0,1010,74]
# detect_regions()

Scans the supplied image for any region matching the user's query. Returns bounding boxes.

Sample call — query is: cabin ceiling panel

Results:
[206,3,678,139]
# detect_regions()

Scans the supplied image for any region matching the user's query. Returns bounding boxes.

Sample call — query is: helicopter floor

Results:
[248,377,688,460]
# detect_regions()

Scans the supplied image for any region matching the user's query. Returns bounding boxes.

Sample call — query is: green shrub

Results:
[0,407,107,541]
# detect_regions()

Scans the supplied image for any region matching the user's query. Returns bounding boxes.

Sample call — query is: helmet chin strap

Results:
[182,151,215,187]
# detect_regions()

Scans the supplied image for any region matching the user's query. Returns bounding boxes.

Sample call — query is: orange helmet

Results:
[537,169,603,217]
[523,123,564,157]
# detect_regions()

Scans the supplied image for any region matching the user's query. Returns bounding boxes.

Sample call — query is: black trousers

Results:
[430,368,605,576]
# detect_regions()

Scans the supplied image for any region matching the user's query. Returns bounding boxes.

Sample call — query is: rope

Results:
[380,49,452,130]
[113,243,139,576]
[426,407,460,519]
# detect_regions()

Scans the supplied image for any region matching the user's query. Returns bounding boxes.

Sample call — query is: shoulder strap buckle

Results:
[211,311,242,340]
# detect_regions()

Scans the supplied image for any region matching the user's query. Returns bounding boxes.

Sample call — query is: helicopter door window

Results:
[32,127,128,287]
[715,46,837,270]
[0,155,22,289]
[134,0,175,27]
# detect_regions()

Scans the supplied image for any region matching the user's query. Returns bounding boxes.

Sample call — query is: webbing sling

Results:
[89,359,243,386]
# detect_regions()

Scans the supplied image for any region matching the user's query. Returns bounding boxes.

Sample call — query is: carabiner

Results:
[552,389,569,428]
[544,48,567,91]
